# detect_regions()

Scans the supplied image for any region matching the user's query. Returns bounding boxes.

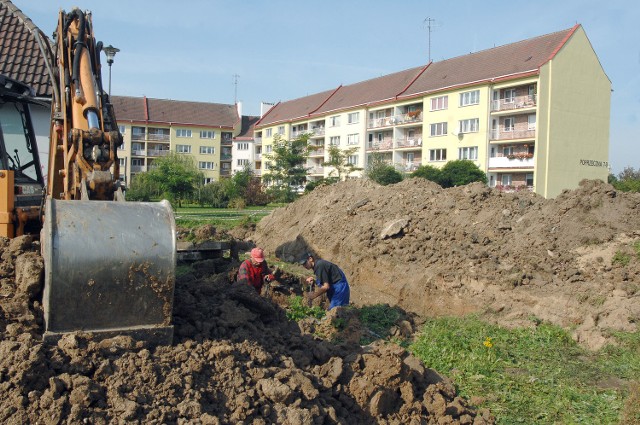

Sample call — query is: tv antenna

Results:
[423,17,439,62]
[233,74,240,104]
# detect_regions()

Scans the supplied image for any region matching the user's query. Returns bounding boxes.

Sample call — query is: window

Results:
[277,126,285,135]
[528,114,536,130]
[348,112,359,124]
[347,134,359,145]
[430,122,448,137]
[119,158,126,167]
[430,96,448,111]
[132,158,143,166]
[504,89,516,103]
[222,132,232,142]
[329,115,341,127]
[200,146,215,154]
[200,130,215,139]
[348,155,359,165]
[176,144,191,153]
[458,146,478,160]
[459,118,479,133]
[526,173,534,186]
[203,177,214,185]
[222,163,231,170]
[503,146,514,156]
[504,117,515,131]
[265,128,272,137]
[330,136,340,146]
[198,161,215,170]
[501,174,512,186]
[429,149,447,161]
[118,125,126,135]
[237,159,249,166]
[237,143,249,150]
[266,145,272,153]
[459,90,480,107]
[176,129,192,138]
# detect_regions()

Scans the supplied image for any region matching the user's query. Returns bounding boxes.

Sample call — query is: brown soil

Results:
[1,178,638,424]
[249,179,640,351]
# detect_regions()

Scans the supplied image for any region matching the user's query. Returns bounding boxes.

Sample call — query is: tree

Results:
[411,165,443,185]
[262,134,310,202]
[125,172,160,201]
[145,152,203,207]
[438,160,487,188]
[322,145,362,180]
[611,166,640,192]
[365,152,403,185]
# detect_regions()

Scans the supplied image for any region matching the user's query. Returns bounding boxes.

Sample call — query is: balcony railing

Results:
[131,149,146,156]
[308,167,324,175]
[488,155,534,168]
[490,128,535,141]
[401,162,422,172]
[253,168,262,176]
[220,169,231,176]
[491,95,537,112]
[221,154,232,161]
[310,127,325,137]
[308,148,325,157]
[131,134,146,141]
[395,137,422,148]
[254,137,262,145]
[147,133,170,142]
[366,140,394,151]
[255,153,262,160]
[221,137,233,145]
[147,150,170,157]
[131,165,147,172]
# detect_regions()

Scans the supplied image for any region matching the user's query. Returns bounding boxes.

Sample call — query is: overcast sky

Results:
[13,0,639,174]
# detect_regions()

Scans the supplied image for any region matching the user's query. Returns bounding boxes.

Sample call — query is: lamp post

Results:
[103,44,120,96]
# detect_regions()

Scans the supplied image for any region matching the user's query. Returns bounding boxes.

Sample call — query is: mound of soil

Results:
[0,235,492,424]
[248,179,640,350]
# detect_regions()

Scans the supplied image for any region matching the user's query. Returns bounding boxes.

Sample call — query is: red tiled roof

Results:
[111,95,239,128]
[256,26,578,128]
[0,0,53,97]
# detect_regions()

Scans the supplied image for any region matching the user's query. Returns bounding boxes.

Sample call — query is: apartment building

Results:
[232,115,260,176]
[255,25,610,198]
[110,96,240,186]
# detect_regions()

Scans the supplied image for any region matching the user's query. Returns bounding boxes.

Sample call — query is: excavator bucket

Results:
[41,198,176,345]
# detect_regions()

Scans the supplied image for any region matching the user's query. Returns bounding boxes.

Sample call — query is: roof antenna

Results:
[233,74,240,104]
[423,17,439,62]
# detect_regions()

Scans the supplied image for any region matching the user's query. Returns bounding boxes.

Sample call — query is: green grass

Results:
[174,205,276,230]
[358,304,403,345]
[286,296,326,321]
[410,316,639,424]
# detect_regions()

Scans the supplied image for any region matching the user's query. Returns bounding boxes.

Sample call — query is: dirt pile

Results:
[0,236,492,424]
[249,179,640,350]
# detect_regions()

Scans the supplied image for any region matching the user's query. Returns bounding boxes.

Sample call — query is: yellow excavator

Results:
[0,8,176,345]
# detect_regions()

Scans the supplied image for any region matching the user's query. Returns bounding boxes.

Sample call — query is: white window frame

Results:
[118,125,126,135]
[430,95,448,111]
[504,88,516,103]
[504,117,515,132]
[347,133,359,145]
[459,118,479,133]
[265,128,272,137]
[459,90,480,107]
[277,126,285,135]
[501,174,512,186]
[198,161,215,170]
[237,159,249,166]
[176,129,192,138]
[429,149,446,161]
[330,136,340,146]
[199,146,215,154]
[176,144,191,154]
[131,158,143,166]
[200,130,215,139]
[347,112,359,124]
[526,173,534,186]
[528,114,536,130]
[458,146,478,160]
[237,142,249,150]
[348,155,358,165]
[329,115,341,127]
[430,122,448,137]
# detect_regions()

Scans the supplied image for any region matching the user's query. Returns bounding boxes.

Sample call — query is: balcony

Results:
[131,133,146,141]
[308,166,324,175]
[490,128,535,141]
[254,137,262,145]
[131,149,146,156]
[368,116,398,129]
[131,165,147,173]
[310,127,325,137]
[395,137,422,149]
[147,133,170,142]
[220,169,231,176]
[488,154,534,169]
[221,154,232,161]
[253,168,262,176]
[401,162,422,172]
[491,95,536,112]
[308,148,325,157]
[221,137,233,145]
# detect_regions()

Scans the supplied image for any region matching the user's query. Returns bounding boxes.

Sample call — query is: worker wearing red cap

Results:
[236,247,276,294]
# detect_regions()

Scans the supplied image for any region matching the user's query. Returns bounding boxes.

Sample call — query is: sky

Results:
[12,0,639,175]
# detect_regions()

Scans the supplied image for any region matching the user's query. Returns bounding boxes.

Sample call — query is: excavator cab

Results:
[0,74,45,238]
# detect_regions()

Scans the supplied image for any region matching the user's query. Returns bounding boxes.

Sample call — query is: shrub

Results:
[367,165,403,186]
[439,160,487,188]
[411,165,443,185]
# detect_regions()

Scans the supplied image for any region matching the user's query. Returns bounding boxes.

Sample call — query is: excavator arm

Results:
[38,8,176,345]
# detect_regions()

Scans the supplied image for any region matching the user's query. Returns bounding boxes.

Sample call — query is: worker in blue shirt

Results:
[299,253,350,310]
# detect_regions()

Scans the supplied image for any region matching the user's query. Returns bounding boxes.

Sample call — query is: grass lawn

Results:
[174,204,280,230]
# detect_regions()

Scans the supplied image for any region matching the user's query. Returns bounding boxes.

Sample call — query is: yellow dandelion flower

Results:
[483,337,493,348]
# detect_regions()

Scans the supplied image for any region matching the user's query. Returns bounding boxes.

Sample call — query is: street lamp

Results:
[103,44,120,96]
